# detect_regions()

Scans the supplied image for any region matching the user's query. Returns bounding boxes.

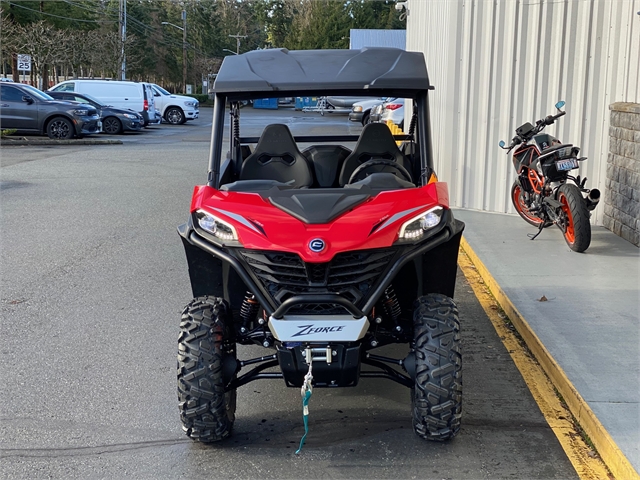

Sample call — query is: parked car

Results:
[369,102,384,123]
[0,83,100,139]
[326,96,374,109]
[380,98,405,130]
[348,97,391,126]
[47,91,143,134]
[149,84,199,125]
[49,79,159,127]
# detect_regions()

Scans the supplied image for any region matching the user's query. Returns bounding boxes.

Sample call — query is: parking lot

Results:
[0,110,579,479]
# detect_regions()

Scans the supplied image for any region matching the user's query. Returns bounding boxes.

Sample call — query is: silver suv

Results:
[0,83,100,139]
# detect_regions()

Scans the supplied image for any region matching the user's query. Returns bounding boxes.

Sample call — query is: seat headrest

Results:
[239,124,313,187]
[338,123,410,186]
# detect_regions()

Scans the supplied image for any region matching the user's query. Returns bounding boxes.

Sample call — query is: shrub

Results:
[1,129,17,137]
[185,94,210,104]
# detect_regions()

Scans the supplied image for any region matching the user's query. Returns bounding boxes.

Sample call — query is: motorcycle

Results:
[499,101,600,253]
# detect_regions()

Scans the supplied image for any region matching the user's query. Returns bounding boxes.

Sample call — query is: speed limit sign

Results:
[17,54,31,72]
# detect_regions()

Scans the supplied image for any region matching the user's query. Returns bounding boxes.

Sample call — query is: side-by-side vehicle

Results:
[176,47,465,444]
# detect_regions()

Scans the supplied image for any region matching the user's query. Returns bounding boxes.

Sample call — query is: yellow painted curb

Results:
[459,236,639,480]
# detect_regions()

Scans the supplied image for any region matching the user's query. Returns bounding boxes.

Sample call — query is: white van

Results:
[50,80,160,127]
[150,84,199,125]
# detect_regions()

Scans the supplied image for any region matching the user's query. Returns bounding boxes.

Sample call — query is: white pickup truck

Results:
[150,84,199,125]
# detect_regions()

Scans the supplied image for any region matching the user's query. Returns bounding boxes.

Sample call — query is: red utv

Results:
[177,47,465,443]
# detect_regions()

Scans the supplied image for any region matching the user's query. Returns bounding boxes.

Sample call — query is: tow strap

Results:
[295,362,313,454]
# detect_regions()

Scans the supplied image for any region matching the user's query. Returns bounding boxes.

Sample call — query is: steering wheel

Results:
[348,158,413,184]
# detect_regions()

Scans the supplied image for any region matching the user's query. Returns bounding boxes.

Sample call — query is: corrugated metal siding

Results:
[350,29,407,49]
[406,0,640,224]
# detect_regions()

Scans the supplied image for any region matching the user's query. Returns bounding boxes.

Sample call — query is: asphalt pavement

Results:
[455,208,640,480]
[0,110,590,479]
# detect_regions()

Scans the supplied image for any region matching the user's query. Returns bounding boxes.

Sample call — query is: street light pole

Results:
[182,10,187,93]
[162,12,187,93]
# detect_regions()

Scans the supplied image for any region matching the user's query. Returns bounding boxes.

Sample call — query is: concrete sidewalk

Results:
[454,208,639,479]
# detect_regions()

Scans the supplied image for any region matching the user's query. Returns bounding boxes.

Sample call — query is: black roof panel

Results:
[213,48,430,95]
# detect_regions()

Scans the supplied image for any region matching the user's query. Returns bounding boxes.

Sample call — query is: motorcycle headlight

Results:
[184,101,197,107]
[123,113,138,119]
[195,209,238,242]
[397,207,443,242]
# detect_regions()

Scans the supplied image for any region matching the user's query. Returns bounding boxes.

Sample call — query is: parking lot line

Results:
[458,242,613,480]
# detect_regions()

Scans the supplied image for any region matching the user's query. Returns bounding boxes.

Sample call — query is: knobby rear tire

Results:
[177,296,237,443]
[557,183,591,252]
[412,293,462,441]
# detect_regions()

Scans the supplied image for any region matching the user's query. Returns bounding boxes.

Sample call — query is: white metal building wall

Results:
[405,0,640,224]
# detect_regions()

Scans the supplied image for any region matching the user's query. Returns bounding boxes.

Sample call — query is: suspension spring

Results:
[382,285,402,324]
[239,291,260,331]
[232,105,240,143]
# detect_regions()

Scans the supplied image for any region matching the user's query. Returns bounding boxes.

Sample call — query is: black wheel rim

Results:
[104,118,119,134]
[50,120,70,139]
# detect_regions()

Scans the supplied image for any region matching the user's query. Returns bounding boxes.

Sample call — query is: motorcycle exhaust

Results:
[585,189,600,211]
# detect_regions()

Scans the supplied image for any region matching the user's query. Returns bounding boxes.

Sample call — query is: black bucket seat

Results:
[240,124,313,188]
[338,122,412,186]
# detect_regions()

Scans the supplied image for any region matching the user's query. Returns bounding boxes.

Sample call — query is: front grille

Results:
[238,248,398,314]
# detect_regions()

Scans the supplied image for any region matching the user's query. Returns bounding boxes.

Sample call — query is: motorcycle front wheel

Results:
[557,183,591,252]
[511,181,546,227]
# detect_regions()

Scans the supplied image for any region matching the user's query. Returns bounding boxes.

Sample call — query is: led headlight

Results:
[195,209,238,242]
[73,109,90,116]
[398,206,443,241]
[184,101,197,107]
[123,113,138,119]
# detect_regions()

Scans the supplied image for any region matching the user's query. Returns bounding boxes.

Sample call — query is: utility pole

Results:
[182,10,187,93]
[228,34,247,55]
[120,0,126,80]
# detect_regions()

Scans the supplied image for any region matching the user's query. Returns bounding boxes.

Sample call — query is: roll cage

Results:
[206,47,436,190]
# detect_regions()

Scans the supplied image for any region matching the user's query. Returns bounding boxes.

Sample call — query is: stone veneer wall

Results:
[605,103,640,247]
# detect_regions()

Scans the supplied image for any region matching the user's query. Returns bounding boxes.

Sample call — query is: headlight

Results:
[353,106,363,112]
[195,209,238,242]
[184,101,197,107]
[123,113,138,119]
[397,207,444,241]
[73,109,90,116]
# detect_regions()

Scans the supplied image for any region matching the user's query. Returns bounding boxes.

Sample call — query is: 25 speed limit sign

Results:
[17,54,31,72]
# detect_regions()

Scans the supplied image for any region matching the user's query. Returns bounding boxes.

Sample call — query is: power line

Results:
[5,1,116,23]
[59,0,119,19]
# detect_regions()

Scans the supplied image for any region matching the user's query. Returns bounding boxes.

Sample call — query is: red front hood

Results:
[191,183,449,262]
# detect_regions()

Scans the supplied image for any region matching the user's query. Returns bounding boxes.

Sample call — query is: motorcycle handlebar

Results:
[544,110,566,125]
[501,107,566,153]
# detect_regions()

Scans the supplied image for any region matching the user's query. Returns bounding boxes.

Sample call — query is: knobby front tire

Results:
[412,293,462,441]
[178,296,237,442]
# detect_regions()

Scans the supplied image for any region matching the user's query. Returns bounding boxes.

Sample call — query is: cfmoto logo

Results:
[309,238,325,252]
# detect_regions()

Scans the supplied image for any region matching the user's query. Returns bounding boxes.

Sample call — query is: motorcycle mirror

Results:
[499,140,506,148]
[555,100,565,110]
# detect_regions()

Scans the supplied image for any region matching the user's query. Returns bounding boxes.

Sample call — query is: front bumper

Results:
[178,208,465,318]
[184,108,199,120]
[348,111,364,123]
[77,115,101,135]
[122,117,143,131]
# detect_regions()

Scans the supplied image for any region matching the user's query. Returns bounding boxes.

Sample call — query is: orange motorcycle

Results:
[499,101,600,252]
